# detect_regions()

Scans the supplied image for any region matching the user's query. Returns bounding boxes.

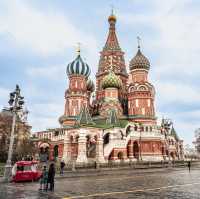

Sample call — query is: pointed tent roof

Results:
[76,106,94,125]
[103,13,121,51]
[171,126,179,141]
[106,109,119,125]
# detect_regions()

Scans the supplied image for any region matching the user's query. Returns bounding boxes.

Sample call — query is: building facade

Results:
[36,13,184,163]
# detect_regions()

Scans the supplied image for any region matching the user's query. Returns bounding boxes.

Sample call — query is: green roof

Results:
[171,126,179,141]
[77,118,128,129]
[76,106,94,126]
[106,109,119,125]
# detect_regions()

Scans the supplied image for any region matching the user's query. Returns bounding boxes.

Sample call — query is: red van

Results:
[12,161,42,182]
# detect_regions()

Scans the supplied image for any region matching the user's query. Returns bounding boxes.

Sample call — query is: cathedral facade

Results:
[36,13,184,163]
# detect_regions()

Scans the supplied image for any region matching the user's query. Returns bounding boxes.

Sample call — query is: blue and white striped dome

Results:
[66,55,91,77]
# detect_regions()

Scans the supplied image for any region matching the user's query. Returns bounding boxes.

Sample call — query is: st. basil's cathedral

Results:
[36,12,184,164]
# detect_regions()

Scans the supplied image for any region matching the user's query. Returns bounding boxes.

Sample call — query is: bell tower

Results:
[59,48,91,126]
[95,11,128,115]
[128,40,156,125]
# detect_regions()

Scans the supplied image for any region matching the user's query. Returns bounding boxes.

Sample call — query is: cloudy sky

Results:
[0,0,199,145]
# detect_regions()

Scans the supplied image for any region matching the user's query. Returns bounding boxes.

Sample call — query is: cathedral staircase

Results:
[103,134,132,158]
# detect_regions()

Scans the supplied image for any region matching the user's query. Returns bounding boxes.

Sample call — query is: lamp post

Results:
[3,85,25,182]
[139,123,143,161]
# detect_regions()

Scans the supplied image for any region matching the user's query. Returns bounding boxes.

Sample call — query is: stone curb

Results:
[54,164,191,179]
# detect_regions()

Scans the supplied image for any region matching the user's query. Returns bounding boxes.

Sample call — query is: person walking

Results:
[94,161,97,169]
[48,163,56,191]
[39,166,48,191]
[60,160,65,176]
[188,161,191,172]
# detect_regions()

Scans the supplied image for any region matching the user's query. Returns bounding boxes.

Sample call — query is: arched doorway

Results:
[103,133,110,145]
[86,135,96,158]
[54,145,59,161]
[133,141,139,160]
[118,152,123,160]
[126,126,131,137]
[170,152,175,160]
[39,143,49,162]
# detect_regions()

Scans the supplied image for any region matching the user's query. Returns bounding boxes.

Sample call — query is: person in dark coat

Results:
[60,160,65,175]
[48,163,55,191]
[188,161,191,172]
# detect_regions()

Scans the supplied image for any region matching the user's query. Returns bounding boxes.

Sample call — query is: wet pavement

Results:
[0,167,200,199]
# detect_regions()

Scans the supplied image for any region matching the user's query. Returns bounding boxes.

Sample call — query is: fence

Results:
[61,160,198,172]
[0,166,4,176]
[1,160,199,176]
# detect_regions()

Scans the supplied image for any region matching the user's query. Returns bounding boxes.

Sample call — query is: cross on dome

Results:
[110,4,114,15]
[137,36,141,49]
[77,42,81,55]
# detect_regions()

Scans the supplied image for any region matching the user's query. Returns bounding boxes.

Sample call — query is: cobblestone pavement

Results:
[0,167,200,199]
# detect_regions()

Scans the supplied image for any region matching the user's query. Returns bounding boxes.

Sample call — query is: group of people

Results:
[39,163,55,191]
[39,160,65,191]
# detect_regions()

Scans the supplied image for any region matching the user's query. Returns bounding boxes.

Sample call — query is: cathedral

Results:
[36,13,184,164]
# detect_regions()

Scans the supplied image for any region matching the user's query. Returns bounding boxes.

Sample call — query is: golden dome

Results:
[108,14,116,22]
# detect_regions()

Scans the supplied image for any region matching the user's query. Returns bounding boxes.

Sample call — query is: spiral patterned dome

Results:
[129,48,150,71]
[87,78,95,92]
[66,54,91,77]
[102,71,122,89]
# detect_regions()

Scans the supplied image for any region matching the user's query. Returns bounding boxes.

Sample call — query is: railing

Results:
[0,166,4,177]
[60,160,200,172]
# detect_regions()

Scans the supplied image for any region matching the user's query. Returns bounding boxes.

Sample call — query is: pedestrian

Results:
[48,163,55,191]
[60,160,65,176]
[94,161,97,169]
[188,161,191,172]
[39,166,48,191]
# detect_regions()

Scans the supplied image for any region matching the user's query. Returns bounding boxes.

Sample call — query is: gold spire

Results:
[111,4,114,15]
[108,5,116,22]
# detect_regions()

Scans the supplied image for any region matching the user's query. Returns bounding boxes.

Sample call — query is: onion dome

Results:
[108,13,116,23]
[86,78,95,92]
[129,47,150,71]
[66,54,91,77]
[102,71,122,89]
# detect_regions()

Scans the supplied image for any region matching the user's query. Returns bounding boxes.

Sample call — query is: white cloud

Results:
[28,102,63,132]
[26,64,66,80]
[156,82,200,104]
[0,0,98,57]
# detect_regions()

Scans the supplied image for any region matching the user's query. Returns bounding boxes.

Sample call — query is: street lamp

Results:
[3,85,25,182]
[139,123,143,161]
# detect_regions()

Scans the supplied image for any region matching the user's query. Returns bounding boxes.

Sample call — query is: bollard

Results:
[72,161,76,172]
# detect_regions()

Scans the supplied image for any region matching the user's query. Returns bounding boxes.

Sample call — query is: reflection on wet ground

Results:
[0,167,200,199]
